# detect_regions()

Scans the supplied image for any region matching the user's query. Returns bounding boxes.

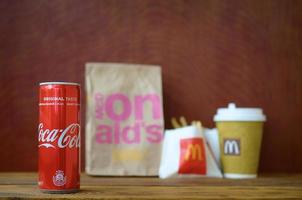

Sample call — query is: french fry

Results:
[171,117,181,128]
[172,117,204,131]
[179,116,188,126]
[196,121,203,130]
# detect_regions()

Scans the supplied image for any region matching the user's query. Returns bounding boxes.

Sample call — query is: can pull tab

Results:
[228,103,236,109]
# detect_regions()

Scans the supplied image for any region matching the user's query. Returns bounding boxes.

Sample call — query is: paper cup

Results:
[214,103,266,179]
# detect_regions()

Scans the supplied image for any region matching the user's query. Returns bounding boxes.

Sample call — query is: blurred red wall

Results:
[0,0,301,172]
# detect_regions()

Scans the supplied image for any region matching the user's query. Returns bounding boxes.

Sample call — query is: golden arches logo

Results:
[184,144,203,161]
[223,139,240,155]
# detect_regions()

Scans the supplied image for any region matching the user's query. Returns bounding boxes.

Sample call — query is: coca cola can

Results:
[38,82,80,193]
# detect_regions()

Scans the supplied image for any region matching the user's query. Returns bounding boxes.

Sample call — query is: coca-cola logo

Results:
[38,123,80,148]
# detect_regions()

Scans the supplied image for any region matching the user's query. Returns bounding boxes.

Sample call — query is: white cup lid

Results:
[214,103,266,122]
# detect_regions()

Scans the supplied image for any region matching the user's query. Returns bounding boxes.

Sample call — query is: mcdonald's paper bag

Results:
[85,63,164,176]
[159,126,222,178]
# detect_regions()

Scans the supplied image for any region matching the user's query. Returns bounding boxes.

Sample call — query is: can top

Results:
[214,103,266,122]
[39,82,80,86]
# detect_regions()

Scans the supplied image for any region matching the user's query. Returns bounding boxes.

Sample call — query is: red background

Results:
[0,0,301,172]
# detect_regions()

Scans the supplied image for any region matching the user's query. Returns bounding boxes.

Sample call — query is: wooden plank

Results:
[0,173,301,199]
[1,173,302,187]
[1,185,302,199]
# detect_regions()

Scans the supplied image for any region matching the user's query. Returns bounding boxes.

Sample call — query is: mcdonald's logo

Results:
[185,144,203,161]
[178,138,206,175]
[224,138,240,155]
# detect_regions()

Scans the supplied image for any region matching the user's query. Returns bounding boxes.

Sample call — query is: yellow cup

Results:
[214,103,266,179]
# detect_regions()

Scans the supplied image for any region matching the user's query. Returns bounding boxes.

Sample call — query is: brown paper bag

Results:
[85,63,164,176]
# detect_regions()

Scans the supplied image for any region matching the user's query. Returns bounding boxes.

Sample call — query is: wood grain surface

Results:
[0,173,302,199]
[0,0,302,172]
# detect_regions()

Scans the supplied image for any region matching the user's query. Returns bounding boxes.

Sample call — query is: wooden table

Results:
[0,173,301,199]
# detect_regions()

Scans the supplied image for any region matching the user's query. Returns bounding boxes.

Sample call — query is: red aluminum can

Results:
[38,82,80,193]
